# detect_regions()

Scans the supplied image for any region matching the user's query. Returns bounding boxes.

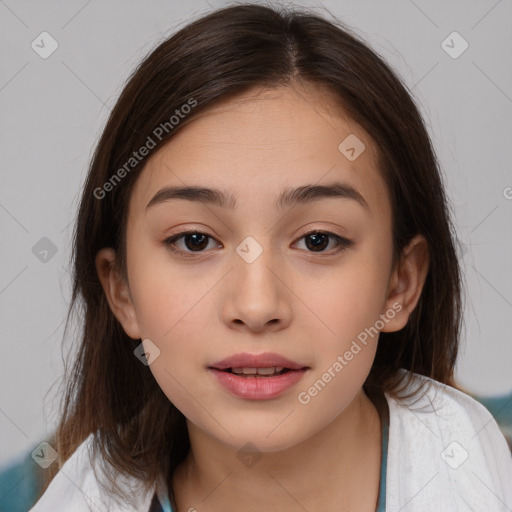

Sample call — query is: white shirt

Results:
[29,370,512,511]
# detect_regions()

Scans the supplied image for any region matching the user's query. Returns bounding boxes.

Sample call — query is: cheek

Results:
[298,246,391,387]
[307,261,389,341]
[127,256,216,383]
[146,356,212,430]
[130,269,210,419]
[127,243,207,337]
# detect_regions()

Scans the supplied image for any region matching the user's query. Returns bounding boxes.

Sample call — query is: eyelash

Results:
[161,229,353,259]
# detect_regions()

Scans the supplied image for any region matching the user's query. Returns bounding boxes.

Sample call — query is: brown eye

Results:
[304,232,330,252]
[294,230,353,254]
[163,231,219,255]
[182,232,210,251]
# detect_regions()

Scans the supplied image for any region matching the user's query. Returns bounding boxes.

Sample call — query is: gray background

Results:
[1,0,511,467]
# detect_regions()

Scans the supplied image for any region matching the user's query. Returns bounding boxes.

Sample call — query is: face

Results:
[98,83,420,453]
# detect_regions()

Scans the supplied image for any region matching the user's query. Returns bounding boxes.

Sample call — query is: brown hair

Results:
[40,2,463,506]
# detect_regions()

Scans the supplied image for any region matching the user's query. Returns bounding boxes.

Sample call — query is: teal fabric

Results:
[477,394,512,450]
[0,447,42,512]
[160,491,173,512]
[377,409,389,511]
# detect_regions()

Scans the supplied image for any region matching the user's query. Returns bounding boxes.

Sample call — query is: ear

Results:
[95,248,141,339]
[380,234,430,332]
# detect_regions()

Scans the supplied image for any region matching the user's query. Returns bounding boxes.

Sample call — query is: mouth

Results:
[219,366,293,377]
[207,353,309,400]
[209,352,307,372]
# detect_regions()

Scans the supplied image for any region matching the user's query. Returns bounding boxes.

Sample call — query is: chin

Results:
[212,422,314,454]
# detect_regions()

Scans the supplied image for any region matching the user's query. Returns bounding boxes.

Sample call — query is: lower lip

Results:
[208,368,307,400]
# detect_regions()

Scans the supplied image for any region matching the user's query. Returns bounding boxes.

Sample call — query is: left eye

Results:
[294,230,352,253]
[163,231,219,253]
[162,230,352,256]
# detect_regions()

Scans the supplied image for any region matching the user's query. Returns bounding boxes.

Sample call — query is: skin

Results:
[96,82,429,512]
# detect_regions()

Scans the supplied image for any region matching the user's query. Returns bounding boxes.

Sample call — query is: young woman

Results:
[29,4,512,511]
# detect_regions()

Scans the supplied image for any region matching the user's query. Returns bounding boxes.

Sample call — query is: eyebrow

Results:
[146,181,369,211]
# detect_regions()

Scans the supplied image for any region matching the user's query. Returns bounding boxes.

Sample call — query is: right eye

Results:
[162,230,221,257]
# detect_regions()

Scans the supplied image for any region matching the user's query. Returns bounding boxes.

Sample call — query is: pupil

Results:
[306,232,328,252]
[185,233,208,251]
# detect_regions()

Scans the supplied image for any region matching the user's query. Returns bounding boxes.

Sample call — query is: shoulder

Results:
[28,433,157,512]
[386,369,509,444]
[384,370,512,511]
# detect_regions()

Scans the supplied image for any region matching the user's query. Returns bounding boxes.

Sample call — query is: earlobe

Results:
[95,248,141,339]
[380,234,430,333]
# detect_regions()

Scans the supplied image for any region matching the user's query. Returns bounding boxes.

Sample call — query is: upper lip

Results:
[209,352,307,370]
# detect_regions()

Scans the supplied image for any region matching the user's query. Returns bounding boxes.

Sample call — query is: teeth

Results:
[231,366,284,376]
[232,367,257,375]
[257,366,284,375]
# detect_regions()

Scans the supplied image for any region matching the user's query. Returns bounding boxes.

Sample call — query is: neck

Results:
[172,388,384,512]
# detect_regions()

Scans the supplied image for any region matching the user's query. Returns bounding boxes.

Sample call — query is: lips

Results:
[208,352,309,400]
[209,352,306,371]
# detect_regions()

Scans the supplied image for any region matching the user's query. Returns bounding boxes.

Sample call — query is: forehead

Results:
[129,83,390,220]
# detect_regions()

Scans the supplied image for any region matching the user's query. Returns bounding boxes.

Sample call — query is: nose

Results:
[221,245,293,334]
